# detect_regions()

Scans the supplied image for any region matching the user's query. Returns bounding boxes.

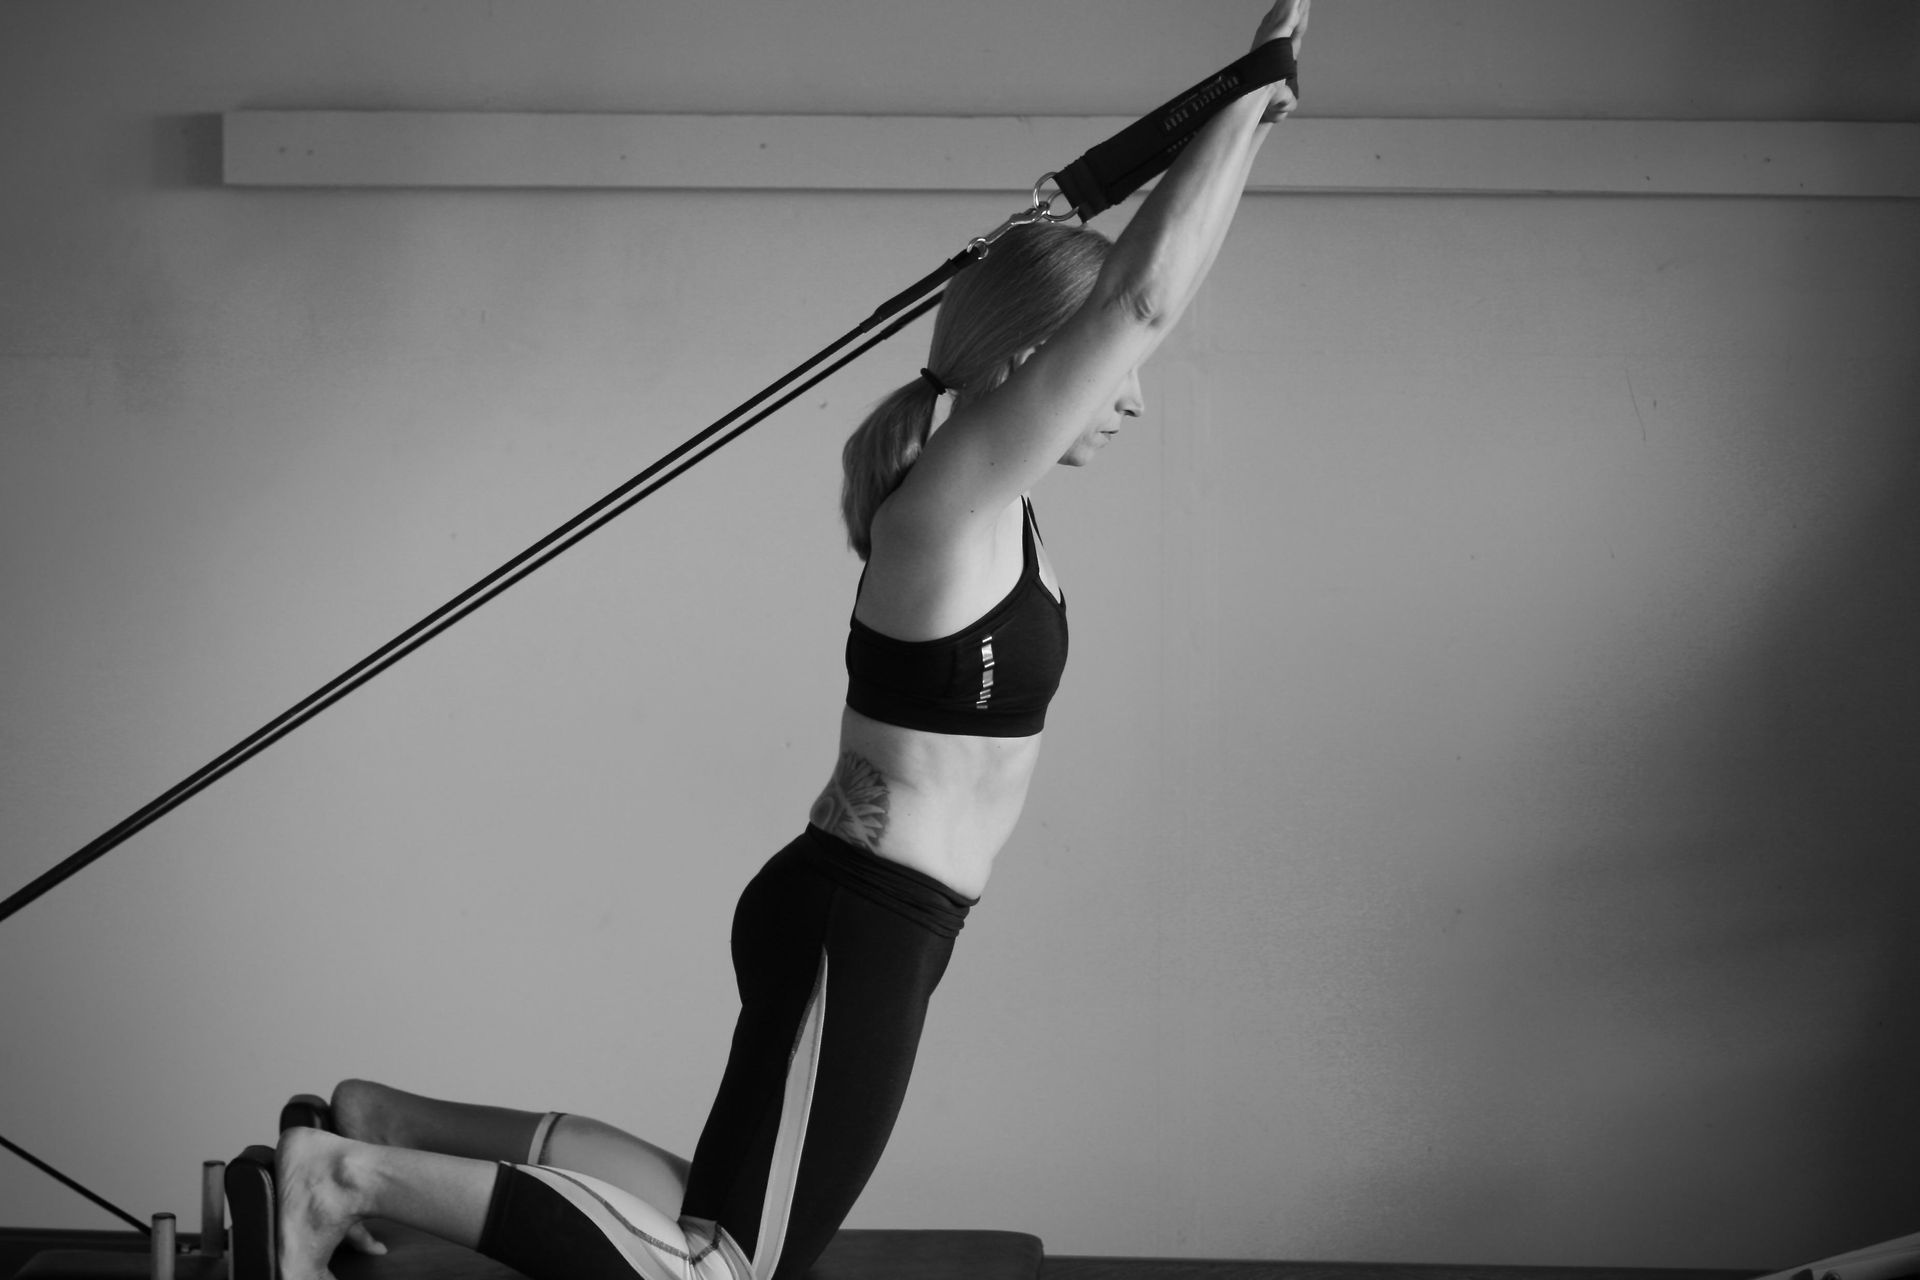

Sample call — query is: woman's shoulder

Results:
[870,479,1024,561]
[858,492,1029,639]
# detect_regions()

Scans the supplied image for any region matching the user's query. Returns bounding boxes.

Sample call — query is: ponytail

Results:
[836,221,1113,560]
[839,378,943,561]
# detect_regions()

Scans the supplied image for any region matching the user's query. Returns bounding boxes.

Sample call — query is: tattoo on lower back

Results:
[809,751,890,849]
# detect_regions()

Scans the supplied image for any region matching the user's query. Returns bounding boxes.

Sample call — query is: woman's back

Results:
[819,493,1063,896]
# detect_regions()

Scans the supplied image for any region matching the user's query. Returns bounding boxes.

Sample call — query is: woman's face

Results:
[1058,365,1144,467]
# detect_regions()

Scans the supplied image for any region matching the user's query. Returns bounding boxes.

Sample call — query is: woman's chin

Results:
[1058,437,1112,468]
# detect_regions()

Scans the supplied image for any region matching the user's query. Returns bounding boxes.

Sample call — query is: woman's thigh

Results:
[681,831,964,1279]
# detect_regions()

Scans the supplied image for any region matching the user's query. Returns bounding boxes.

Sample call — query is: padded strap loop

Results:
[1054,39,1299,222]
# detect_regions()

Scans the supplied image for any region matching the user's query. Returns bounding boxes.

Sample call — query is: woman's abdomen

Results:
[814,706,1041,898]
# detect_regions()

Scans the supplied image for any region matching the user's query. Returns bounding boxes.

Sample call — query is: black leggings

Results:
[475,826,974,1280]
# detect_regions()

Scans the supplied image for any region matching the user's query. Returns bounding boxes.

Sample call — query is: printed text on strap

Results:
[1053,39,1299,222]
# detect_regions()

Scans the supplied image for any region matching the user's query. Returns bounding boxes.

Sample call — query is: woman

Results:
[270,5,1306,1278]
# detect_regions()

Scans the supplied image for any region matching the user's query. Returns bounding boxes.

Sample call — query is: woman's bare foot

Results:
[276,1127,371,1280]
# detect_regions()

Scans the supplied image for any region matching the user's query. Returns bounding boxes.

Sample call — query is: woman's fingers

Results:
[1253,0,1288,48]
[1255,0,1309,54]
[1281,0,1310,55]
[1262,83,1299,123]
[1257,0,1306,120]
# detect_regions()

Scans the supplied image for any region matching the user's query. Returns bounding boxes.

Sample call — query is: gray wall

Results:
[2,1,1917,1268]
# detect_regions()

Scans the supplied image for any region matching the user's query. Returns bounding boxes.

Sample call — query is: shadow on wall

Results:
[1545,413,1920,1255]
[151,115,223,189]
[1749,2,1920,121]
[1372,380,1919,1265]
[1728,414,1920,1244]
[1664,2,1920,120]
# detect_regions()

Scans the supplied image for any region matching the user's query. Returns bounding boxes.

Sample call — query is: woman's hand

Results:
[1253,0,1309,121]
[1253,0,1309,50]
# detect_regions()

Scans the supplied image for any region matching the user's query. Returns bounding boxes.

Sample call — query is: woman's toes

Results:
[345,1222,387,1256]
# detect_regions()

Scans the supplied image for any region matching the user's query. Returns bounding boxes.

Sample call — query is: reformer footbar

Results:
[1,41,1295,1276]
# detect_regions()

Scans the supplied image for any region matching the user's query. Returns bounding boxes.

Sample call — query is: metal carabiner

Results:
[967,172,1078,256]
[1026,172,1078,225]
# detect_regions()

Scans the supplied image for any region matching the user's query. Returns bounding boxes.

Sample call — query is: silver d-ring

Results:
[1031,172,1076,223]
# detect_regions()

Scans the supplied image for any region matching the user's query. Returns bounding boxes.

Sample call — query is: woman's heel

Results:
[277,1094,332,1134]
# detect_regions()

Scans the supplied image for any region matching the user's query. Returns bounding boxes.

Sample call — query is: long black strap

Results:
[0,40,1301,927]
[0,1134,150,1235]
[1055,39,1297,222]
[0,253,973,927]
[4,41,1305,1228]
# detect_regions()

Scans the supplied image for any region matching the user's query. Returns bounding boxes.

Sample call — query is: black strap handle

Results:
[1055,39,1298,223]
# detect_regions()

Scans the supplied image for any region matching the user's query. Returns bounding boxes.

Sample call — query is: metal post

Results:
[200,1160,226,1256]
[150,1213,176,1280]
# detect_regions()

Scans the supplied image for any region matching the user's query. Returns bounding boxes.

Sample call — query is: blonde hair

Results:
[838,222,1112,560]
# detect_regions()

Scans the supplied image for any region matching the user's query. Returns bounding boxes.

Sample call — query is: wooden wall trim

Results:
[223,112,1920,199]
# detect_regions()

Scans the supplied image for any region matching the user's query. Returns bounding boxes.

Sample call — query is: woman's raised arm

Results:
[887,0,1308,540]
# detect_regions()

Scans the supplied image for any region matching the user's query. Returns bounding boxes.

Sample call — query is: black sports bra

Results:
[845,497,1068,737]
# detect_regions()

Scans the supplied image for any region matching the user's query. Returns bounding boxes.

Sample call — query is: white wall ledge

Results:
[223,112,1920,199]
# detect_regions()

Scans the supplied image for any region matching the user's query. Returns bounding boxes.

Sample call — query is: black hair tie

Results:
[919,367,949,396]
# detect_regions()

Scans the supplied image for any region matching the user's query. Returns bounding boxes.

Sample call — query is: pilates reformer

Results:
[3,43,1300,1280]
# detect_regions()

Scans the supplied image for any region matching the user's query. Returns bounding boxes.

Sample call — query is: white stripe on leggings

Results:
[507,948,827,1280]
[751,949,828,1280]
[513,1164,749,1280]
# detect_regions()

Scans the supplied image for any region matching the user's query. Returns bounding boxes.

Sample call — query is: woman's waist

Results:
[751,825,978,937]
[862,801,1021,900]
[821,708,1042,896]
